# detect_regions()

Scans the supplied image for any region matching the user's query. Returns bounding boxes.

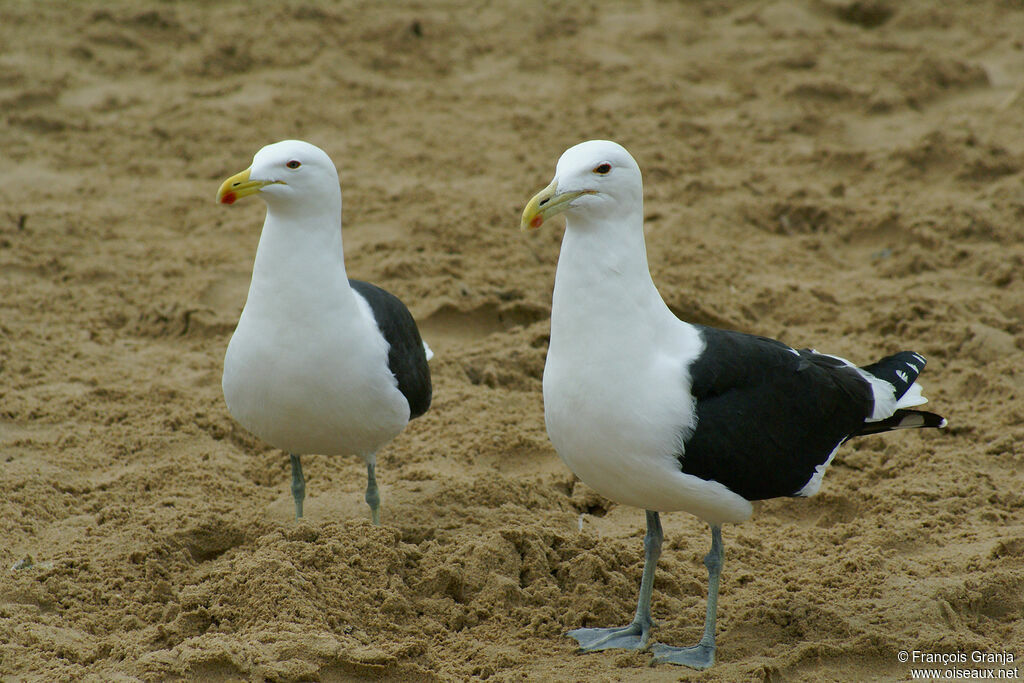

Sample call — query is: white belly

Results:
[222,308,409,458]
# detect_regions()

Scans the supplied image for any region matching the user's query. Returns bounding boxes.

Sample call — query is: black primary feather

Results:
[860,350,927,401]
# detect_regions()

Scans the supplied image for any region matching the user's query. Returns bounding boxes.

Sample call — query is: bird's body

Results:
[522,140,945,669]
[224,276,411,458]
[544,223,747,522]
[218,140,431,523]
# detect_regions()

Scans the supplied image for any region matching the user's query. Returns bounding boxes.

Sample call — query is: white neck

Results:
[550,212,669,347]
[244,202,355,323]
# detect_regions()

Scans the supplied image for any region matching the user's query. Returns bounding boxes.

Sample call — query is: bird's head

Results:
[521,140,642,231]
[217,140,340,211]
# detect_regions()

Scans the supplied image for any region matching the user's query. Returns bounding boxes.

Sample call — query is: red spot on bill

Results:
[530,215,544,229]
[221,192,237,205]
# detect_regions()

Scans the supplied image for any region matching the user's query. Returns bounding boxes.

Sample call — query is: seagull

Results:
[520,140,945,669]
[217,140,432,525]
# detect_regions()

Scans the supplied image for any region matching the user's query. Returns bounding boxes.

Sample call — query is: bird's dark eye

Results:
[286,160,301,169]
[594,163,612,175]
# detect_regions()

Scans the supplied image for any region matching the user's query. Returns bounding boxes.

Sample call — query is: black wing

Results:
[678,325,873,501]
[349,279,432,420]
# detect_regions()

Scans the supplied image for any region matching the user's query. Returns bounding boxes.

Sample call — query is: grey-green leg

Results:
[365,460,381,526]
[568,510,663,651]
[290,454,305,520]
[651,524,723,669]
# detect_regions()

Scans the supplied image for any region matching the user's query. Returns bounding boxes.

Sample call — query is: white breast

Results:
[544,342,686,487]
[223,291,409,458]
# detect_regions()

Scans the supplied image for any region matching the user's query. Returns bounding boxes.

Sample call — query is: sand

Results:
[2,1,1023,680]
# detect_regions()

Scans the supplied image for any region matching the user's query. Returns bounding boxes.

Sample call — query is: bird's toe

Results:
[568,622,651,652]
[650,642,715,669]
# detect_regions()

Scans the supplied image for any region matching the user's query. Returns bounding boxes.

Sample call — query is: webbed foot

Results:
[651,641,715,669]
[568,618,652,652]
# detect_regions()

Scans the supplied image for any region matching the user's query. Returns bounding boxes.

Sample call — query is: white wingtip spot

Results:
[423,341,434,362]
[938,418,948,429]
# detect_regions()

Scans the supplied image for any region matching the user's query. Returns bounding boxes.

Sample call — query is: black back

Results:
[679,326,873,501]
[349,279,432,420]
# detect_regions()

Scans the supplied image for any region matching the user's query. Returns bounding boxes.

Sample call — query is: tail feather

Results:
[897,381,926,409]
[860,351,927,401]
[855,409,947,436]
[853,351,946,435]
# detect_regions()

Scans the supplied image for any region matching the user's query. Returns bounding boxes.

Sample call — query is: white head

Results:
[521,140,643,231]
[217,140,341,217]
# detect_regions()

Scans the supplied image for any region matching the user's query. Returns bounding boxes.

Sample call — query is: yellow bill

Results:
[521,179,591,231]
[217,168,278,205]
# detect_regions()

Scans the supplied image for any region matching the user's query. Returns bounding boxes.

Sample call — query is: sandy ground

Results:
[2,1,1024,680]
